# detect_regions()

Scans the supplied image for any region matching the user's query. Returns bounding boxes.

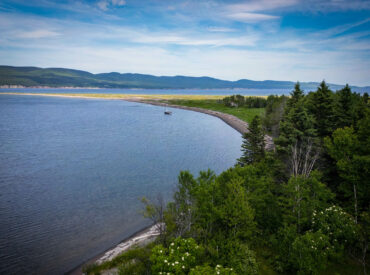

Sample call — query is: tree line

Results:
[222,95,268,108]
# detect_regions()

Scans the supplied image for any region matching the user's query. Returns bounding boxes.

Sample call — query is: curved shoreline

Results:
[125,98,274,150]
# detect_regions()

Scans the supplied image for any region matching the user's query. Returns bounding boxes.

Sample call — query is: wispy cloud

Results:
[16,29,60,39]
[226,12,279,23]
[300,0,370,12]
[226,0,298,12]
[97,0,126,11]
[207,27,237,33]
[221,0,296,22]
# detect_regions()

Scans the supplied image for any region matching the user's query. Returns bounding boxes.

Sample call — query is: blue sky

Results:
[0,0,369,86]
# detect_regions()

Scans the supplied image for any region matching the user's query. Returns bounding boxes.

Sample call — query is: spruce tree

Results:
[334,84,354,129]
[275,84,315,156]
[308,81,335,138]
[238,115,265,165]
[287,82,304,109]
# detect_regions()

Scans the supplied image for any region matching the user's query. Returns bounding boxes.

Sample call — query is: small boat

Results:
[164,105,172,115]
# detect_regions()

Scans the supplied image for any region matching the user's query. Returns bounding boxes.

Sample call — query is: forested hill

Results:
[1,65,368,91]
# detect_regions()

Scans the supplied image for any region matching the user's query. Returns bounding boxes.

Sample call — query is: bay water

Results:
[0,95,242,274]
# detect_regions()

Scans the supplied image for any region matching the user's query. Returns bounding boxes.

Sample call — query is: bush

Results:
[150,237,203,274]
[311,205,358,258]
[190,264,236,275]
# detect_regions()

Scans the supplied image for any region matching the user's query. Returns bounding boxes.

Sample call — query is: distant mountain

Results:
[0,65,369,91]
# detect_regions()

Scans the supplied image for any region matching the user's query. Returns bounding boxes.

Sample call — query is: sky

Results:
[0,0,369,86]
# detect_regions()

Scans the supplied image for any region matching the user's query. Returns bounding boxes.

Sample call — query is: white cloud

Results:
[300,0,370,11]
[97,1,109,11]
[221,0,295,23]
[131,32,258,47]
[207,27,237,33]
[227,0,298,12]
[226,12,279,22]
[97,0,126,11]
[16,29,60,39]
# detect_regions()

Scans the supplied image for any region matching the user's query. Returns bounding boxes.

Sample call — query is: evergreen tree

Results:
[334,84,355,129]
[238,116,265,165]
[275,87,316,159]
[287,82,304,109]
[307,81,335,138]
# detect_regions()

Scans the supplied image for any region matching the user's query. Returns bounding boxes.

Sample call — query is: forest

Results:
[86,81,369,275]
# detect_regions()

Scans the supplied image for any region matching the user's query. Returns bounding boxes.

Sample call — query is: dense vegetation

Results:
[222,95,267,108]
[1,65,368,90]
[85,81,369,275]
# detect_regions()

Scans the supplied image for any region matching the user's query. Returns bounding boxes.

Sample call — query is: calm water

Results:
[0,87,290,96]
[0,95,242,274]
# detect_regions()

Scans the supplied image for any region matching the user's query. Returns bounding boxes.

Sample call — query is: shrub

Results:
[150,237,203,274]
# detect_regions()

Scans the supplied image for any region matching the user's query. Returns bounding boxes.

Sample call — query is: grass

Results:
[2,93,265,123]
[163,98,265,123]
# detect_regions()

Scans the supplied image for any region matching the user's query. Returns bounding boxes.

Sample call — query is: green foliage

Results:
[281,172,333,233]
[238,115,265,165]
[275,83,317,158]
[150,237,203,274]
[325,124,370,220]
[220,242,258,275]
[262,95,287,136]
[222,95,267,108]
[273,224,299,272]
[292,230,331,274]
[288,82,305,108]
[311,205,358,257]
[333,85,356,129]
[221,161,281,234]
[190,264,236,275]
[307,81,335,138]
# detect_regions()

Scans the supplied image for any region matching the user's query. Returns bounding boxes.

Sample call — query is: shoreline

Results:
[124,98,274,150]
[67,223,160,275]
